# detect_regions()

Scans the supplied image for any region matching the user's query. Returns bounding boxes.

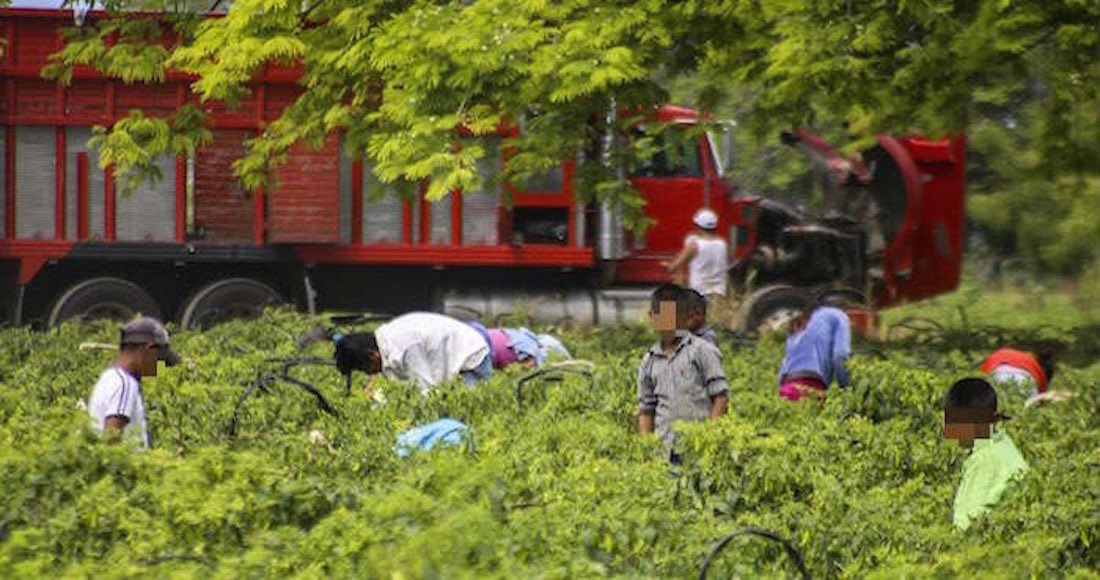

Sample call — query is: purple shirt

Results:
[487,329,517,368]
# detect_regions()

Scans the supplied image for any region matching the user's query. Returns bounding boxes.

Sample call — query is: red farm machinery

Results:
[0,6,967,331]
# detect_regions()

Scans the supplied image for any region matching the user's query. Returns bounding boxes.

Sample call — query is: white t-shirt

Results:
[686,234,728,296]
[88,366,149,449]
[375,312,490,392]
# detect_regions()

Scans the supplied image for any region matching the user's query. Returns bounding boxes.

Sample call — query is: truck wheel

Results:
[48,277,162,327]
[817,287,867,309]
[745,286,814,334]
[179,278,284,330]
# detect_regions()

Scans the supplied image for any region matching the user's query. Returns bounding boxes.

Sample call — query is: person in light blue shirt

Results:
[778,304,851,401]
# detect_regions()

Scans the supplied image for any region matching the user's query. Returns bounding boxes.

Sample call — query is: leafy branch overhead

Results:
[40,0,1099,240]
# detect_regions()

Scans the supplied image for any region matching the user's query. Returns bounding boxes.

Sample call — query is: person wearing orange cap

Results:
[979,348,1054,398]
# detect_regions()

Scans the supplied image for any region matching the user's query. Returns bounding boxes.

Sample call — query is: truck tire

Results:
[816,287,867,309]
[744,286,814,335]
[48,277,162,327]
[179,278,284,330]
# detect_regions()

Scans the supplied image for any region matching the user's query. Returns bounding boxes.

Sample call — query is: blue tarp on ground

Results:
[395,418,468,458]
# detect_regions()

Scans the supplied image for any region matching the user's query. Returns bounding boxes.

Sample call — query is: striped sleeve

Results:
[103,369,138,420]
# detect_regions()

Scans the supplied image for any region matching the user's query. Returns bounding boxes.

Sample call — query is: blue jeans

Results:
[460,353,493,385]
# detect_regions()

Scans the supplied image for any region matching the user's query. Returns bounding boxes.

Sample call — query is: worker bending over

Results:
[980,347,1054,398]
[333,312,491,393]
[467,323,572,370]
[778,301,851,402]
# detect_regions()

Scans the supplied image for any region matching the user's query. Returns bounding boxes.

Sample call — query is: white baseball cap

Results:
[692,208,718,230]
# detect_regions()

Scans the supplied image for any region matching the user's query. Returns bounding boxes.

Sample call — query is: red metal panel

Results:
[253,186,265,245]
[11,18,57,71]
[268,134,340,243]
[264,84,299,121]
[106,81,115,122]
[256,84,266,125]
[175,154,185,242]
[2,78,11,122]
[67,80,109,123]
[76,152,89,240]
[0,240,75,285]
[104,166,115,240]
[402,199,412,244]
[13,79,58,122]
[889,136,967,305]
[193,129,255,242]
[451,191,462,246]
[351,160,363,243]
[200,86,260,125]
[116,82,179,118]
[3,18,14,68]
[3,127,12,238]
[54,126,65,239]
[295,243,594,268]
[418,191,429,244]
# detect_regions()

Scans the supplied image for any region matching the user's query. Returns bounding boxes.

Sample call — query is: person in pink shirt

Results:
[469,322,571,370]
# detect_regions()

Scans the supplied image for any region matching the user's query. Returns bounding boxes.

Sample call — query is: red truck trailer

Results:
[0,6,967,330]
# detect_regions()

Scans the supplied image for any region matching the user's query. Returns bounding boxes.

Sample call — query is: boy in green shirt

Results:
[943,378,1029,531]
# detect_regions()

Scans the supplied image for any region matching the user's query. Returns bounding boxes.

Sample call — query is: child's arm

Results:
[709,393,729,419]
[637,355,657,435]
[699,345,730,420]
[664,238,698,274]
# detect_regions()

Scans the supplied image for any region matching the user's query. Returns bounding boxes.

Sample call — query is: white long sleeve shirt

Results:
[375,312,490,392]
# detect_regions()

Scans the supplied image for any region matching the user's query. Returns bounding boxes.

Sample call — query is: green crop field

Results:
[0,283,1097,578]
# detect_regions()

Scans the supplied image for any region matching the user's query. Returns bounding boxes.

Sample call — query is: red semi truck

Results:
[0,6,967,330]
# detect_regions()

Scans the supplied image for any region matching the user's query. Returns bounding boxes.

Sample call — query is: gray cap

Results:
[120,317,181,366]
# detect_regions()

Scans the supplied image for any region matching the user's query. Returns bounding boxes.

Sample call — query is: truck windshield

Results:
[629,125,702,178]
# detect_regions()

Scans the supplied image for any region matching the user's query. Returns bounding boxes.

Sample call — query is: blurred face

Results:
[137,343,160,377]
[686,307,705,332]
[366,351,383,374]
[943,405,995,448]
[651,301,679,332]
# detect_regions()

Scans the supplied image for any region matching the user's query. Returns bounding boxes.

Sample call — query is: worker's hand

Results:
[1025,390,1074,408]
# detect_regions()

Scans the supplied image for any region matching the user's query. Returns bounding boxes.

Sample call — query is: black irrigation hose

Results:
[885,316,944,341]
[515,366,595,411]
[228,357,340,437]
[699,527,811,580]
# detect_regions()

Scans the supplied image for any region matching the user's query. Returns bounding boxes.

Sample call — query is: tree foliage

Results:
[28,0,1100,250]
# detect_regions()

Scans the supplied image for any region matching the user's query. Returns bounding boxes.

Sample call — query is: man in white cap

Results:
[88,317,180,448]
[663,208,729,319]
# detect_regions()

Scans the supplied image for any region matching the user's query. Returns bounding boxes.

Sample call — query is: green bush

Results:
[0,302,1096,578]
